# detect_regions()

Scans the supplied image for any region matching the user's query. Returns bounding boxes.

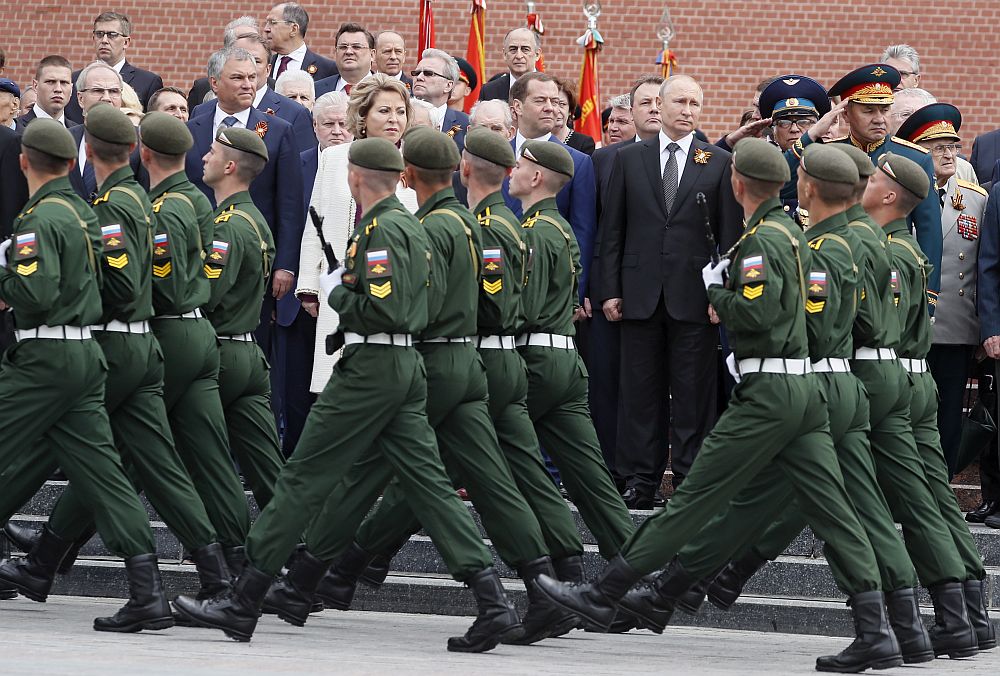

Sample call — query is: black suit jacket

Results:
[590,138,636,300]
[192,88,315,154]
[13,109,78,133]
[971,129,1000,184]
[478,73,511,102]
[599,136,741,322]
[0,126,27,237]
[65,60,163,123]
[66,125,147,201]
[188,75,277,110]
[271,48,339,81]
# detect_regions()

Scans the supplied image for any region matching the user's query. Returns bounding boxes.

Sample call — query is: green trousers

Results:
[342,343,558,570]
[519,345,635,559]
[908,370,985,580]
[245,344,492,578]
[0,339,154,557]
[47,331,216,552]
[620,373,881,596]
[677,371,918,591]
[217,340,284,509]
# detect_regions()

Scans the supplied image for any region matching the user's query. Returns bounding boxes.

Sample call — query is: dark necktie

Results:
[938,186,946,208]
[276,55,292,78]
[222,115,239,129]
[662,142,680,215]
[83,159,97,200]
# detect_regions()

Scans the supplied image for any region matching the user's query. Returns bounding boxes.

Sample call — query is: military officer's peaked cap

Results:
[455,56,478,91]
[759,75,830,120]
[801,144,860,185]
[896,103,962,143]
[828,64,900,105]
[520,140,574,178]
[732,137,790,184]
[830,143,877,178]
[464,127,516,168]
[21,118,76,160]
[402,126,461,170]
[84,102,136,145]
[140,111,194,155]
[216,127,269,162]
[877,152,929,199]
[348,136,404,172]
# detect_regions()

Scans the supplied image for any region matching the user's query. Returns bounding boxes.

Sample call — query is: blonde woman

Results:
[296,74,418,393]
[120,81,144,125]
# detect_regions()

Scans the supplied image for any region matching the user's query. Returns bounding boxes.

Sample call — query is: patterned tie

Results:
[662,142,680,215]
[276,55,292,78]
[222,115,239,128]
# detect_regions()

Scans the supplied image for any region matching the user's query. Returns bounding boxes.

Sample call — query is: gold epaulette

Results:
[891,136,929,153]
[957,178,988,197]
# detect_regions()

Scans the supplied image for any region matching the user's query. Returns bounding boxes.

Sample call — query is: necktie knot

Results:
[667,142,680,154]
[222,116,238,128]
[276,55,292,77]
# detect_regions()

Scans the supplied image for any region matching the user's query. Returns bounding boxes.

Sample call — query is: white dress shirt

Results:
[431,102,448,131]
[514,129,550,156]
[213,106,252,137]
[32,103,68,127]
[109,58,126,74]
[280,43,308,73]
[659,130,694,186]
[253,86,268,109]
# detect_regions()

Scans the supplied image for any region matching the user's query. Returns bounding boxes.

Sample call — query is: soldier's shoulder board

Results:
[957,179,988,197]
[890,136,929,154]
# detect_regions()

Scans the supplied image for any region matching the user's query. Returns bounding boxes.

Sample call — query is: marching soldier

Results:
[173,136,523,652]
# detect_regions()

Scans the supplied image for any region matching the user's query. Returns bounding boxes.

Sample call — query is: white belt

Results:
[15,325,92,341]
[417,336,472,344]
[154,309,203,320]
[218,332,255,342]
[853,347,897,361]
[96,319,150,334]
[899,358,928,373]
[343,331,413,347]
[811,358,851,373]
[477,335,517,350]
[516,333,575,350]
[737,357,811,376]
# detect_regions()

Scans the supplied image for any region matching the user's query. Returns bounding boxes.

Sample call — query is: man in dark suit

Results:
[265,3,338,82]
[0,126,26,236]
[185,46,304,373]
[14,56,77,132]
[375,30,412,91]
[314,23,376,99]
[411,49,468,154]
[192,35,314,154]
[64,12,162,123]
[971,129,1000,185]
[600,75,742,508]
[479,28,540,102]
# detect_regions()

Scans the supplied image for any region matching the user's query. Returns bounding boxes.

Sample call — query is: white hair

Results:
[76,61,122,91]
[609,93,631,110]
[223,16,260,46]
[895,87,935,106]
[881,44,920,73]
[275,70,315,98]
[469,99,513,130]
[420,48,459,82]
[313,91,349,117]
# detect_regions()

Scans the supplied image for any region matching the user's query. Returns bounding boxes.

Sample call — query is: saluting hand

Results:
[808,100,850,142]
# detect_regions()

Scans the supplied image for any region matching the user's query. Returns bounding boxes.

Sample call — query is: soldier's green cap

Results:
[21,118,77,160]
[876,152,929,199]
[463,127,516,168]
[139,111,193,155]
[348,136,404,172]
[829,143,876,178]
[800,143,859,185]
[402,126,461,170]
[215,127,268,162]
[84,102,136,145]
[732,137,790,183]
[520,139,574,178]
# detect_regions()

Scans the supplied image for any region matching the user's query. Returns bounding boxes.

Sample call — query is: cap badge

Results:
[871,66,888,77]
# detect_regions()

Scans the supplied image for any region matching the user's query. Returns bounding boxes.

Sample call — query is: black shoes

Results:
[815,591,903,673]
[3,521,39,555]
[0,525,75,602]
[223,545,247,578]
[506,556,577,645]
[966,500,999,524]
[962,579,997,651]
[985,513,1000,529]
[621,487,654,511]
[927,582,980,658]
[261,548,329,627]
[314,541,375,611]
[706,550,768,610]
[618,558,696,633]
[173,565,274,642]
[93,554,174,633]
[447,567,523,652]
[173,543,233,627]
[535,554,641,632]
[360,554,392,589]
[884,587,934,663]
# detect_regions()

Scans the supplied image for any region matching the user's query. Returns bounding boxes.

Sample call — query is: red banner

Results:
[419,0,436,53]
[526,12,545,72]
[464,0,486,111]
[576,29,602,144]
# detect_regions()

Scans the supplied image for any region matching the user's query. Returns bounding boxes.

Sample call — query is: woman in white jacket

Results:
[296,74,419,393]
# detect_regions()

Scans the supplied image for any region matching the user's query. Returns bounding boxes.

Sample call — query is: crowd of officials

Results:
[0,4,998,673]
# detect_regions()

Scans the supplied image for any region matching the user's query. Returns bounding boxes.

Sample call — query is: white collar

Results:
[33,103,65,125]
[287,43,308,63]
[5,120,14,130]
[514,129,550,154]
[337,72,374,91]
[109,58,126,74]
[214,105,252,131]
[432,102,449,130]
[253,86,269,109]
[659,130,694,155]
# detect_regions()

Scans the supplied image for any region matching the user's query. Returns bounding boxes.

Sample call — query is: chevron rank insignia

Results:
[12,232,38,260]
[208,240,230,265]
[807,270,828,297]
[204,264,222,279]
[16,261,38,276]
[101,224,126,252]
[153,261,172,278]
[805,299,826,313]
[740,254,767,283]
[742,284,764,300]
[483,278,503,295]
[153,233,170,260]
[482,248,504,274]
[366,249,393,278]
[369,280,392,298]
[106,252,129,269]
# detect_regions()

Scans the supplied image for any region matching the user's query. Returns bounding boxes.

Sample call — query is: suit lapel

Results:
[642,138,667,217]
[258,89,279,115]
[120,60,136,85]
[941,178,959,238]
[671,139,708,215]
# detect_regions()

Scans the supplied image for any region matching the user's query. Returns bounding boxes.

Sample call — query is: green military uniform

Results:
[243,191,492,577]
[204,191,285,509]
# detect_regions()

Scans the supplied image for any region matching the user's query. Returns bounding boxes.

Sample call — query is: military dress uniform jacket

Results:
[473,193,525,336]
[886,219,934,360]
[149,172,210,315]
[520,197,581,337]
[803,212,860,359]
[844,204,901,351]
[934,176,986,346]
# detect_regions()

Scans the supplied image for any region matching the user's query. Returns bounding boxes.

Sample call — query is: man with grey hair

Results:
[275,70,316,111]
[453,98,516,205]
[479,27,540,101]
[187,16,262,109]
[881,44,922,90]
[65,11,163,123]
[411,48,468,152]
[891,88,977,183]
[68,61,128,199]
[264,3,338,82]
[605,94,635,145]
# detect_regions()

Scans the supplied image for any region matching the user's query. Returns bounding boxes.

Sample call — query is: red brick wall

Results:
[4,1,998,141]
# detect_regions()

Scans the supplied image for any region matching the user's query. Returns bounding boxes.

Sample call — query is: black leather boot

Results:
[552,554,584,583]
[815,591,903,672]
[447,567,523,652]
[173,543,233,627]
[506,556,577,645]
[966,499,999,524]
[618,557,695,633]
[884,587,934,663]
[223,545,246,578]
[261,548,329,627]
[963,579,998,650]
[535,554,641,632]
[315,541,375,611]
[676,572,716,615]
[360,554,391,588]
[172,565,274,642]
[706,550,767,611]
[54,526,96,575]
[0,525,74,602]
[3,521,39,554]
[94,554,174,632]
[928,582,980,658]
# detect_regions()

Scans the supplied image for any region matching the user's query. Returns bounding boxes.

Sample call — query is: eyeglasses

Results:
[81,87,123,97]
[411,68,449,80]
[897,70,919,78]
[93,30,126,41]
[337,43,369,52]
[264,19,295,27]
[774,117,817,129]
[929,143,962,155]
